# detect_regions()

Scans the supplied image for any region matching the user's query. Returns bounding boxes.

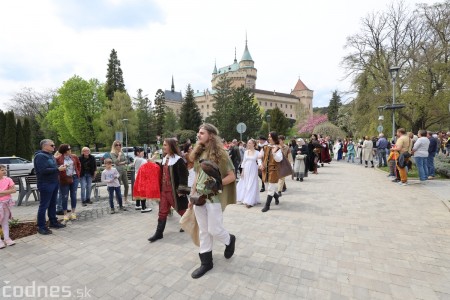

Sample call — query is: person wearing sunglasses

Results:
[34,139,67,235]
[110,140,129,204]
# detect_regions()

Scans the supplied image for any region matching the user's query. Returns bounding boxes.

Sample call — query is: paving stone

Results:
[7,162,450,299]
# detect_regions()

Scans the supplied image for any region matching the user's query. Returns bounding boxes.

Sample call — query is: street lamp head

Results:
[122,118,129,123]
[389,66,400,79]
[266,114,271,121]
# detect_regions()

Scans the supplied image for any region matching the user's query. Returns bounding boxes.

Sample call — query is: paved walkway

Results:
[1,162,450,299]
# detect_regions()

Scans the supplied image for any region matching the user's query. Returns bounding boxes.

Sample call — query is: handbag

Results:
[278,154,293,178]
[60,175,73,185]
[179,208,200,246]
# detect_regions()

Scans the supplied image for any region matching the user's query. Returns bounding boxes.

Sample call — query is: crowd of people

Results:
[2,126,448,282]
[330,130,449,186]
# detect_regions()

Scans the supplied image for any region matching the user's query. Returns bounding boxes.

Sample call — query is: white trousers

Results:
[194,202,230,254]
[266,183,277,196]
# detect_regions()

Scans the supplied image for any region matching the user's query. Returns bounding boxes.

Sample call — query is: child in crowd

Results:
[0,164,17,248]
[387,146,399,178]
[101,158,127,214]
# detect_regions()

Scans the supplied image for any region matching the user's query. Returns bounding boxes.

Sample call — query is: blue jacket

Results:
[33,150,59,183]
[428,137,438,154]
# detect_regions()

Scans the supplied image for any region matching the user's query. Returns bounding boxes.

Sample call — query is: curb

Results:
[441,199,450,212]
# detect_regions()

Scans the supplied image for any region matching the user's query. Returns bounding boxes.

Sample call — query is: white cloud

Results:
[0,0,437,110]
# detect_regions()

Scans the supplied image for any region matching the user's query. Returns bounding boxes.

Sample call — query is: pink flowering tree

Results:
[298,114,328,134]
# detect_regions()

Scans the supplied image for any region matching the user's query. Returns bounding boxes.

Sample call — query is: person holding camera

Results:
[189,123,237,279]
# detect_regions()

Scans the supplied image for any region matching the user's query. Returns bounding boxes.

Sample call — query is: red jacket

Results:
[56,154,81,178]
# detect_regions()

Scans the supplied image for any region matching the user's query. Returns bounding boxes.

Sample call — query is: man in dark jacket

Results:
[229,139,241,178]
[79,147,97,206]
[427,131,438,179]
[34,139,66,235]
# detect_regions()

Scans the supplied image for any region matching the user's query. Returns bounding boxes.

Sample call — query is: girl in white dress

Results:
[236,139,261,208]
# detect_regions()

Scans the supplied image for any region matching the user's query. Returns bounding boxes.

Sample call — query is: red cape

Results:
[133,162,161,199]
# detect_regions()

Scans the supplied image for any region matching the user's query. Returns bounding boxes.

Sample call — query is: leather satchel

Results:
[60,175,73,185]
[190,194,207,206]
[278,154,293,178]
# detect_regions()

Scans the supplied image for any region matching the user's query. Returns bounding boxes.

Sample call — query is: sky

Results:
[0,0,438,111]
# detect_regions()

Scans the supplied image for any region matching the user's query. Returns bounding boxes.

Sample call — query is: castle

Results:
[194,39,314,120]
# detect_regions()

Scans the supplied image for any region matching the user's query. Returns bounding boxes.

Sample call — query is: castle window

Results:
[290,105,292,109]
[207,104,209,108]
[275,103,277,107]
[265,102,267,106]
[270,103,272,107]
[290,114,292,117]
[285,114,288,117]
[259,101,261,105]
[201,105,204,109]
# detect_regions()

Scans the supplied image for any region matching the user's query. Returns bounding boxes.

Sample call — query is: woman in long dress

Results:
[236,139,261,208]
[293,138,307,181]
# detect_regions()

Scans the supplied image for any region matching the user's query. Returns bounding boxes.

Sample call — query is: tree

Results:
[298,114,328,134]
[0,110,5,156]
[261,108,290,136]
[328,90,342,125]
[56,75,107,147]
[209,75,234,138]
[105,49,126,100]
[4,111,16,156]
[342,1,450,133]
[163,107,180,138]
[313,122,347,140]
[134,88,156,144]
[179,84,202,131]
[230,85,261,140]
[98,91,137,145]
[44,97,77,144]
[15,120,26,158]
[154,89,166,136]
[22,118,33,159]
[7,87,54,151]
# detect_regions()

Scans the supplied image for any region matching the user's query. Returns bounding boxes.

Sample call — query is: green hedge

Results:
[435,154,450,178]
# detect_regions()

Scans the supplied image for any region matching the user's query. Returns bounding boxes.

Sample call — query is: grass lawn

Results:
[377,165,444,179]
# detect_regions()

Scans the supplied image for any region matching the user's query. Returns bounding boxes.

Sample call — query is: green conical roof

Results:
[241,41,253,61]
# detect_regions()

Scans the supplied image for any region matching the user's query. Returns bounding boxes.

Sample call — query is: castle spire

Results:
[171,75,174,92]
[212,60,217,75]
[241,34,253,61]
[234,47,237,63]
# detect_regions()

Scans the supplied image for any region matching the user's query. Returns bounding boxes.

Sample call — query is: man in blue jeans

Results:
[376,133,388,167]
[34,139,66,235]
[427,131,438,179]
[79,147,97,206]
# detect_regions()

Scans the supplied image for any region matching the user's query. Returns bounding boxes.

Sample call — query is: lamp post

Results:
[122,118,129,162]
[389,66,400,141]
[266,114,271,133]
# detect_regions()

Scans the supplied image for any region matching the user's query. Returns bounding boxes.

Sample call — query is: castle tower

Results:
[291,78,313,116]
[238,38,257,89]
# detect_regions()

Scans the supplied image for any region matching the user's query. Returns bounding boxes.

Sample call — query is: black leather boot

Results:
[191,251,213,279]
[224,234,236,259]
[261,195,273,212]
[148,219,166,242]
[274,192,280,205]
